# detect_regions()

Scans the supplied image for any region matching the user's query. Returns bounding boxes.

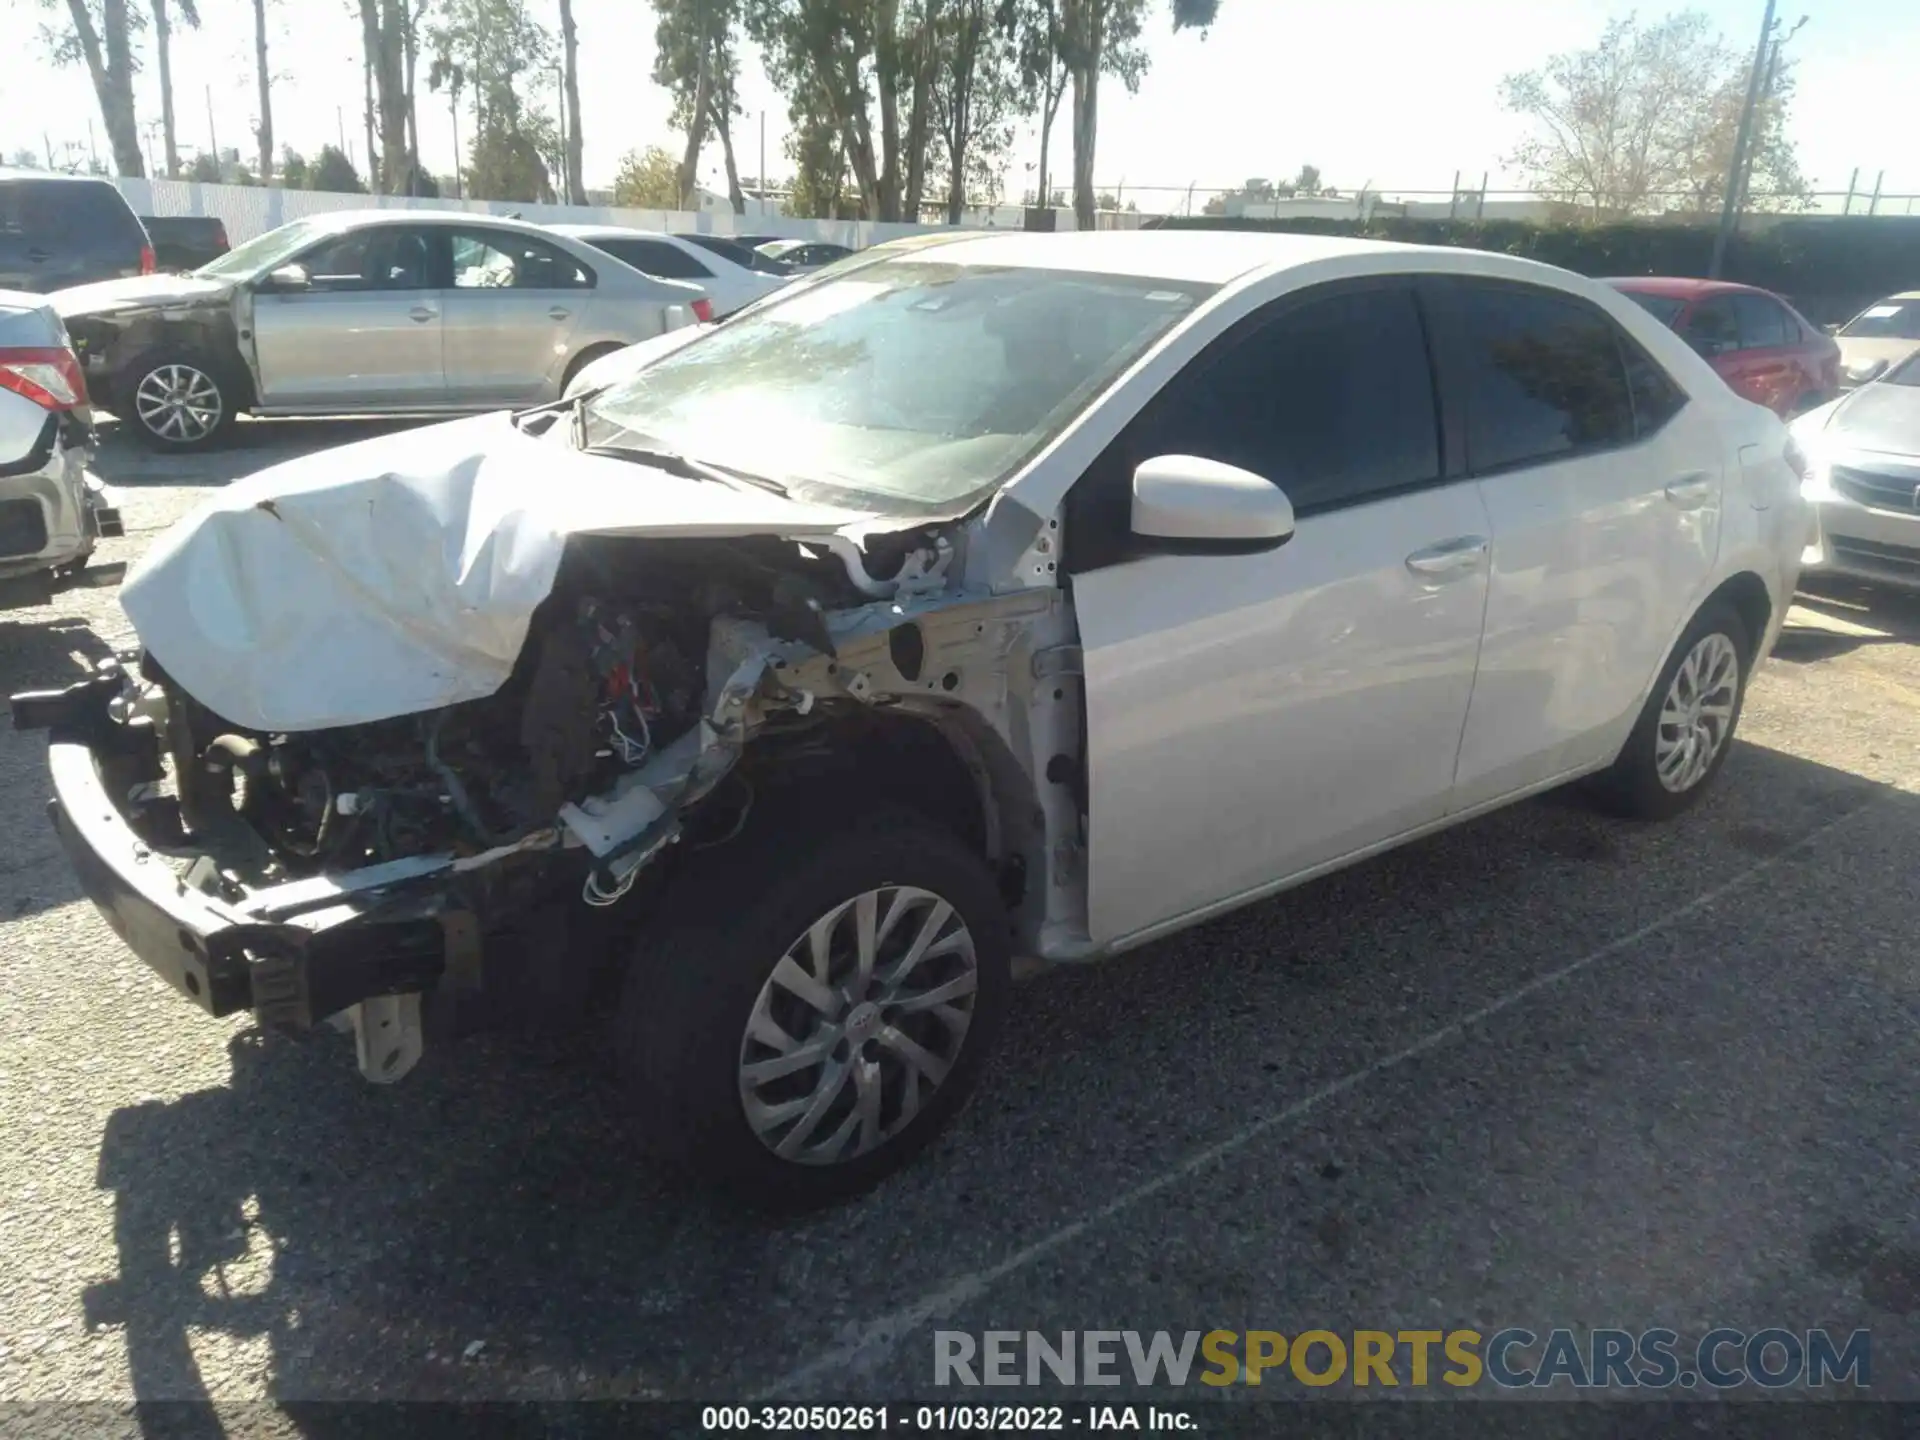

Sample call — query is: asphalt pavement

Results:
[1,418,1916,1411]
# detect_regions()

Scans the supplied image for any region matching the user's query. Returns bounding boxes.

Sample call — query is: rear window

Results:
[0,179,142,243]
[1841,300,1920,341]
[1614,289,1686,326]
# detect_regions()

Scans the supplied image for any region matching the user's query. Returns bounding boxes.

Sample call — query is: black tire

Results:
[616,803,1011,1208]
[119,347,238,451]
[1587,600,1752,820]
[560,342,624,396]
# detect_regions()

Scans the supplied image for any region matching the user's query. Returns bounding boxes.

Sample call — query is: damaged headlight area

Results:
[15,526,1028,1084]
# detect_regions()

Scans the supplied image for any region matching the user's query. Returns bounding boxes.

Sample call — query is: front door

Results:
[1068,280,1492,946]
[439,229,590,406]
[1431,278,1724,807]
[251,224,444,409]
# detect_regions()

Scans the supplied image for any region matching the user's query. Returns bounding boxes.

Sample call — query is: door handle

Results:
[408,306,437,323]
[26,248,50,263]
[1405,535,1489,578]
[548,306,571,321]
[1664,473,1714,509]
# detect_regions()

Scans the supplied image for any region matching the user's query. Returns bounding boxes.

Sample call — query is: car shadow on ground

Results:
[89,416,437,490]
[1773,582,1920,664]
[80,742,1920,1424]
[0,614,115,693]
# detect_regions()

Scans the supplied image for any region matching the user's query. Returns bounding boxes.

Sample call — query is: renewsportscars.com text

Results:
[933,1328,1870,1390]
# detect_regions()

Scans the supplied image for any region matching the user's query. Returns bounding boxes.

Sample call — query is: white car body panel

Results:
[1074,478,1491,944]
[111,231,1809,966]
[120,412,865,732]
[1450,408,1725,808]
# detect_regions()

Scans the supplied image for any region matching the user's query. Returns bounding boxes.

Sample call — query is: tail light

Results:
[213,221,228,249]
[691,297,715,324]
[139,244,157,275]
[0,346,89,410]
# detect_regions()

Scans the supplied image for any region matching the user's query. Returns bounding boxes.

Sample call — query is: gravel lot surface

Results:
[2,419,1915,1411]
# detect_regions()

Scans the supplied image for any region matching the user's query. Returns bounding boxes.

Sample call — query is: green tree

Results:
[744,0,947,222]
[1502,10,1810,218]
[1062,0,1219,228]
[930,0,1023,222]
[652,0,746,212]
[612,145,684,208]
[428,0,558,202]
[279,146,310,188]
[39,0,146,175]
[309,143,367,193]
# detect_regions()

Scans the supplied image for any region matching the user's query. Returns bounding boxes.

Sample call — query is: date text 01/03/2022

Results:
[700,1405,1196,1431]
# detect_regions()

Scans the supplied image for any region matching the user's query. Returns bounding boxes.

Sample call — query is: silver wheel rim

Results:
[737,885,979,1167]
[134,363,222,442]
[1655,632,1739,794]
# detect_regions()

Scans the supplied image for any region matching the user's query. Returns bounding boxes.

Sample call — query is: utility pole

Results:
[1477,171,1488,220]
[1710,0,1776,278]
[1867,170,1884,216]
[450,91,462,200]
[206,85,219,172]
[759,111,767,216]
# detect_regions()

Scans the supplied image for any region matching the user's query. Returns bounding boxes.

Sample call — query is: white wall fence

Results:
[109,178,1118,247]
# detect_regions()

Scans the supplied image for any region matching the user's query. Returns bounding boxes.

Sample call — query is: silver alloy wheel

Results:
[1655,631,1740,794]
[737,885,979,1166]
[133,363,222,443]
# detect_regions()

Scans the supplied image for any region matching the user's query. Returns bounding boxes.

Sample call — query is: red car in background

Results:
[1605,277,1840,417]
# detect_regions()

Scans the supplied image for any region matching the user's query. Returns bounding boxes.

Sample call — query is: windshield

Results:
[585,260,1211,516]
[193,218,331,279]
[1840,299,1920,340]
[1615,289,1686,326]
[1888,351,1920,387]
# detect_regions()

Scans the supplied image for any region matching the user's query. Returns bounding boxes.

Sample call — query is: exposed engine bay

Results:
[38,519,1081,1082]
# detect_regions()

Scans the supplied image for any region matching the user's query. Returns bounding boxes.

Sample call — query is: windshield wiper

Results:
[579,440,791,497]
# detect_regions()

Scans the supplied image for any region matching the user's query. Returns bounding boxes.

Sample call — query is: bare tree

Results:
[148,0,199,177]
[252,0,274,181]
[1502,11,1810,217]
[42,0,146,175]
[558,0,586,202]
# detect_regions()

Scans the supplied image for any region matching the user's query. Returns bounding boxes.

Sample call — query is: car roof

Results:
[548,223,693,242]
[0,170,122,186]
[1602,276,1768,300]
[301,208,576,238]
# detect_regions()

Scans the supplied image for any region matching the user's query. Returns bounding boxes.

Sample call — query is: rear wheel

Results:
[616,804,1011,1207]
[1588,601,1751,820]
[122,348,237,450]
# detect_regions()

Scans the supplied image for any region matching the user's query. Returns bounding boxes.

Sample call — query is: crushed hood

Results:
[51,273,232,317]
[121,412,867,732]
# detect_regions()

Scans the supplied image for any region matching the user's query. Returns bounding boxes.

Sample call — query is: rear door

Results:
[439,228,592,405]
[250,224,445,409]
[1728,291,1799,414]
[1069,279,1493,945]
[1435,278,1721,807]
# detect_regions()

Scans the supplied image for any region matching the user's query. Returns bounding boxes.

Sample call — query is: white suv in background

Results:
[549,225,791,317]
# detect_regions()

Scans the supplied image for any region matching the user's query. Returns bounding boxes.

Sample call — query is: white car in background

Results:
[548,224,790,318]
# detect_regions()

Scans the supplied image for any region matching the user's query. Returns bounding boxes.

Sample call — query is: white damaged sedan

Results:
[13,232,1807,1203]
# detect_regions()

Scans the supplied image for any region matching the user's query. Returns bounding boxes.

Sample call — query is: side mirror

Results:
[1686,334,1728,359]
[259,263,310,293]
[1846,358,1890,386]
[1822,322,1841,336]
[1131,455,1295,549]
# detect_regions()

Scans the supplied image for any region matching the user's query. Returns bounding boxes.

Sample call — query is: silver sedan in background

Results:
[53,211,708,450]
[1794,349,1920,590]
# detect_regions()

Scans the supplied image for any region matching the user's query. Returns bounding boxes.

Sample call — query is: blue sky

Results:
[2,0,1913,207]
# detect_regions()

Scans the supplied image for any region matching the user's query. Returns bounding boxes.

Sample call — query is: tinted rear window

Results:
[0,179,142,243]
[1453,282,1636,471]
[1614,289,1686,326]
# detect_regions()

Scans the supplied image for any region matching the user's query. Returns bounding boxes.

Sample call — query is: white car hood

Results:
[121,412,867,732]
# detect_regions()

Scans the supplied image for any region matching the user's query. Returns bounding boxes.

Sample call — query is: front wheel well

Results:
[560,341,626,394]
